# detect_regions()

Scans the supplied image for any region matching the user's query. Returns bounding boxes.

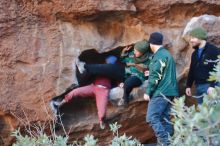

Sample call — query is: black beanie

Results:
[149,32,163,45]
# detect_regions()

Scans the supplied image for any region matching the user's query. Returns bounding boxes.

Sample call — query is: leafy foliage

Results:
[109,122,142,146]
[171,57,220,146]
[12,122,141,146]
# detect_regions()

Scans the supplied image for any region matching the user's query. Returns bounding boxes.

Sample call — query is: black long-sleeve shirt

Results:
[186,42,220,87]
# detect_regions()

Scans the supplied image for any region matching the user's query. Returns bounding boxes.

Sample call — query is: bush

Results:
[109,122,142,146]
[12,122,141,146]
[170,57,220,146]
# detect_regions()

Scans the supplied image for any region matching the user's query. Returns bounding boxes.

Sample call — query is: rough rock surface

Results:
[0,0,220,145]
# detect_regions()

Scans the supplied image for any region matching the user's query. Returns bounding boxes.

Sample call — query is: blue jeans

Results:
[195,82,220,104]
[195,83,210,104]
[146,96,173,146]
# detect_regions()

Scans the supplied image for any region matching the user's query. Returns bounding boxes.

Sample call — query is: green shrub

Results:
[109,122,142,146]
[170,56,220,146]
[12,122,141,146]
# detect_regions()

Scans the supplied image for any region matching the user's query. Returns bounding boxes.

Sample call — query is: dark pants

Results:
[85,64,143,103]
[123,76,142,103]
[146,96,173,146]
[85,64,125,81]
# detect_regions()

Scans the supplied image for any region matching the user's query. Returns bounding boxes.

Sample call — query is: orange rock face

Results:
[0,0,220,145]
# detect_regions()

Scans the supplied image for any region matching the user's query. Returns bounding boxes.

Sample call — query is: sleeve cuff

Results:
[186,84,192,88]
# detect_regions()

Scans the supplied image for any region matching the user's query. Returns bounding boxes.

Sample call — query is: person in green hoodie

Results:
[144,32,179,146]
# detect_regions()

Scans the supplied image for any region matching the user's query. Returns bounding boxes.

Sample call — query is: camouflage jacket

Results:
[121,50,152,81]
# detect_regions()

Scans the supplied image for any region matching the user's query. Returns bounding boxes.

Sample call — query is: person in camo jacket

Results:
[118,40,153,105]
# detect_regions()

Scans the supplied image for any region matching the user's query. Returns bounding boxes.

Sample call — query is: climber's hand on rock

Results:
[124,46,132,51]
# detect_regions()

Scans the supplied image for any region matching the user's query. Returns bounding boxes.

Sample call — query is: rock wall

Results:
[0,0,220,145]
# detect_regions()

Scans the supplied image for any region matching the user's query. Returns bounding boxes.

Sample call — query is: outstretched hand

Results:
[144,94,150,101]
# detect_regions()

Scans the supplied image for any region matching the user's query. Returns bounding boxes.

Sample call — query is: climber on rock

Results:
[118,40,152,105]
[53,55,118,129]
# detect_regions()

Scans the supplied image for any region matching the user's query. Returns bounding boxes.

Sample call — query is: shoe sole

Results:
[50,101,58,116]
